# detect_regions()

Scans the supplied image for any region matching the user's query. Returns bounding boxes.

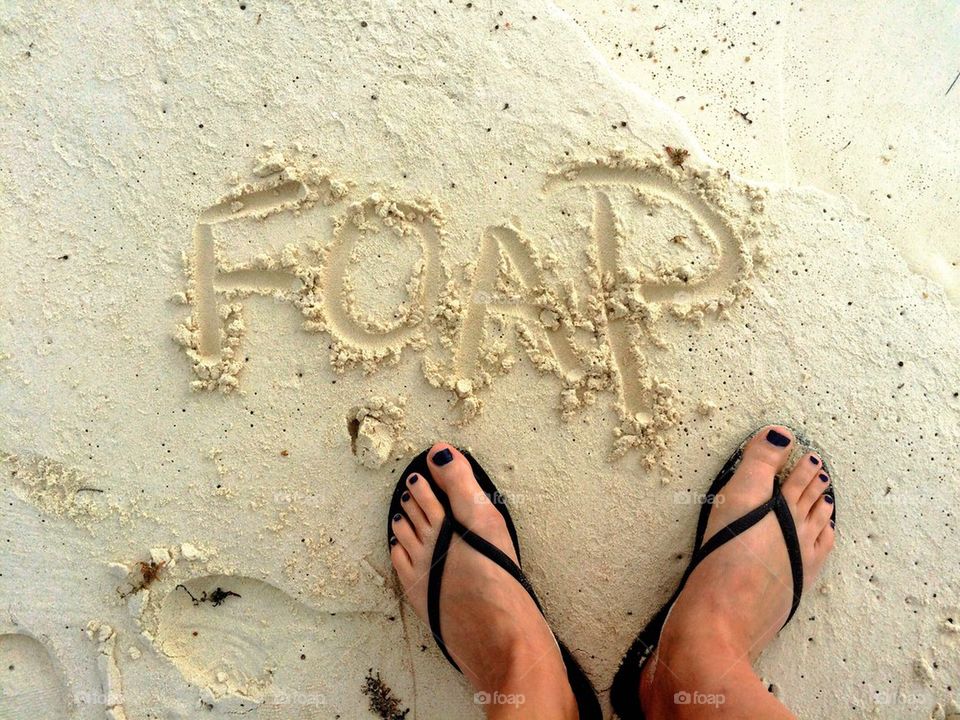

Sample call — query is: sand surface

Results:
[1,2,958,719]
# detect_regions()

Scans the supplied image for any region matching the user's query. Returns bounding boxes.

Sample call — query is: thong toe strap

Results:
[427,512,542,670]
[680,481,805,631]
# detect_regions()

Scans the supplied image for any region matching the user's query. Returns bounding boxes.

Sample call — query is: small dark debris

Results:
[361,20,368,27]
[664,145,689,167]
[733,108,753,124]
[362,670,409,720]
[946,69,960,96]
[138,561,164,587]
[119,560,165,598]
[176,584,242,607]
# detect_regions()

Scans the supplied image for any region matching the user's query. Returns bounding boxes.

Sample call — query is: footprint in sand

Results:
[155,574,412,718]
[0,633,70,719]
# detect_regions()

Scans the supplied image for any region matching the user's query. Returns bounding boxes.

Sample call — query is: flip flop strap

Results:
[771,489,804,625]
[425,514,539,674]
[427,515,458,670]
[686,497,774,578]
[685,486,804,630]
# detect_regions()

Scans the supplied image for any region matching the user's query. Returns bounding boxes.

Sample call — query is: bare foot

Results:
[390,443,577,720]
[640,425,836,719]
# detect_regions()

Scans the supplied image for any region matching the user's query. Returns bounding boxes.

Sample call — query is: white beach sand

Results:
[1,2,958,719]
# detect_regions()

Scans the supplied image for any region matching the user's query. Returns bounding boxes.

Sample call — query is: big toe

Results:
[721,425,795,503]
[742,425,795,471]
[427,443,489,521]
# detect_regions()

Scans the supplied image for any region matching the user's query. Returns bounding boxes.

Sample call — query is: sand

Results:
[1,2,958,719]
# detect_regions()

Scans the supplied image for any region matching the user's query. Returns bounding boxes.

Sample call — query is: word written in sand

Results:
[176,153,752,455]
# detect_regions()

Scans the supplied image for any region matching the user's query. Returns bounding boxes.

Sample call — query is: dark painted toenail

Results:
[389,536,398,546]
[819,473,829,482]
[766,429,791,447]
[393,513,402,522]
[432,448,454,466]
[809,456,820,465]
[401,492,410,502]
[824,495,834,504]
[408,474,419,484]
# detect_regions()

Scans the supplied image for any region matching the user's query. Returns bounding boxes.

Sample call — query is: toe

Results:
[815,521,836,552]
[392,514,420,553]
[731,425,794,488]
[742,425,794,469]
[781,452,823,502]
[797,470,830,516]
[390,538,412,574]
[400,489,431,538]
[406,472,444,524]
[808,493,835,532]
[427,442,491,524]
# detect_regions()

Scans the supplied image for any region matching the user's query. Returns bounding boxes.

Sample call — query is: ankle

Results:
[659,573,763,656]
[477,639,577,719]
[640,618,750,718]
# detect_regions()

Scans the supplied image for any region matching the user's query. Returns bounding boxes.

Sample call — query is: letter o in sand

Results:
[321,196,443,352]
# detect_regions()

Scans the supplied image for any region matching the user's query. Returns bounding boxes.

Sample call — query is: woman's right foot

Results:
[390,443,577,720]
[639,425,836,719]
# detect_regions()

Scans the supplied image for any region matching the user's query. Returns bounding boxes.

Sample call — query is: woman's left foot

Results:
[639,426,836,719]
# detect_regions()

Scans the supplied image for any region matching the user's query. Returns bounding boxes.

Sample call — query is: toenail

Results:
[393,513,402,522]
[809,456,820,465]
[401,491,410,502]
[432,448,454,466]
[408,474,419,484]
[766,429,791,447]
[389,536,398,546]
[824,495,834,504]
[819,473,829,482]
[830,520,835,529]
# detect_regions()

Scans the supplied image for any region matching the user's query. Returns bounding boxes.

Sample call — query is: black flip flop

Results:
[610,427,837,719]
[387,447,602,720]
